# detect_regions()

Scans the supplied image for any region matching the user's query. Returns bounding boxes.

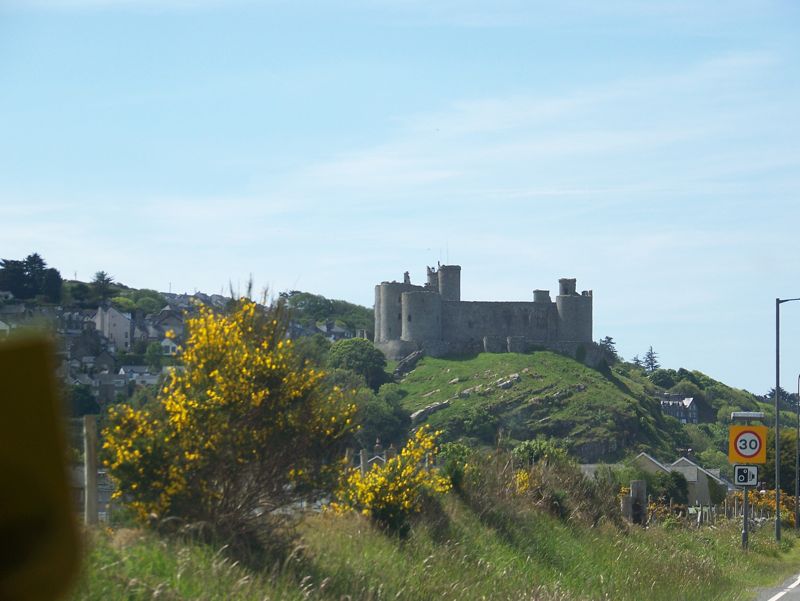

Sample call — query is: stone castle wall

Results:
[374,265,592,360]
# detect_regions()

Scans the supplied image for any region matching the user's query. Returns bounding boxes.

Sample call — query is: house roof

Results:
[633,452,727,486]
[660,397,694,408]
[670,456,727,486]
[119,365,151,375]
[632,452,671,473]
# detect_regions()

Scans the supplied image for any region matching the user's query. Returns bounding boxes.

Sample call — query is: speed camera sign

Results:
[734,465,758,487]
[728,425,767,464]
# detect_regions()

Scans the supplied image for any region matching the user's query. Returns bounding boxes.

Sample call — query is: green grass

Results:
[394,351,683,461]
[69,527,306,600]
[71,498,800,601]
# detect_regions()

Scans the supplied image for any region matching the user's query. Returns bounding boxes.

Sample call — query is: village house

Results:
[659,395,698,424]
[632,452,729,505]
[94,305,133,351]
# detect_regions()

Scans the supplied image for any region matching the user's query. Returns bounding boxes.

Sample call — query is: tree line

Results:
[0,253,62,303]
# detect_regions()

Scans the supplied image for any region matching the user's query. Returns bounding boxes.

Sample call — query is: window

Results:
[408,314,412,322]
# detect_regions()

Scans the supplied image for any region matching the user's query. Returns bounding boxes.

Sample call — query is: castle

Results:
[374,264,592,360]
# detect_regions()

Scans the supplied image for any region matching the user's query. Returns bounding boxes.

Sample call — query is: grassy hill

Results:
[391,351,762,464]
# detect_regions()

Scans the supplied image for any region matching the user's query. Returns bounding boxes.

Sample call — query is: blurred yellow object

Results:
[0,337,80,600]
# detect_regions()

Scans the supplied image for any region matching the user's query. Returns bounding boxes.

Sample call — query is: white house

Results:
[160,337,178,356]
[632,452,727,505]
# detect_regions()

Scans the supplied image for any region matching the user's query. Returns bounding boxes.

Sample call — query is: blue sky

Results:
[3,0,800,394]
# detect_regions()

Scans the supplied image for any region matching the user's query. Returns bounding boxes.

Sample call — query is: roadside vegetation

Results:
[73,469,800,601]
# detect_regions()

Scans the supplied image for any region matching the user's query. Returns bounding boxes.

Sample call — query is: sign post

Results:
[734,465,758,550]
[729,415,767,551]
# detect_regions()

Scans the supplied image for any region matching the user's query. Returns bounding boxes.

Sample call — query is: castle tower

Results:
[437,264,461,301]
[426,266,439,291]
[555,278,592,342]
[376,282,411,343]
[373,285,382,343]
[533,289,551,303]
[401,290,442,344]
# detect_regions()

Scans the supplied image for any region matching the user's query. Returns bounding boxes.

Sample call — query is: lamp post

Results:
[796,373,800,530]
[775,297,800,542]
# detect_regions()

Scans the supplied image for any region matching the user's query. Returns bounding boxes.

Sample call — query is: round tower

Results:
[556,279,592,342]
[437,265,461,301]
[373,285,382,343]
[378,282,408,343]
[558,278,577,296]
[401,290,442,344]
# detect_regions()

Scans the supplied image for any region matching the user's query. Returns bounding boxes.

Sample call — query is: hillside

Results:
[393,351,763,464]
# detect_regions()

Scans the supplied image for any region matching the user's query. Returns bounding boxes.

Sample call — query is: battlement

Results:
[374,265,592,360]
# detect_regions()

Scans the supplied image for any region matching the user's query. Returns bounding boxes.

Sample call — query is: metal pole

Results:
[776,298,782,542]
[83,414,98,525]
[743,487,749,550]
[774,297,800,540]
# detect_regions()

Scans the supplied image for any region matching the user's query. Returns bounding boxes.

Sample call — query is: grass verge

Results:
[70,497,800,601]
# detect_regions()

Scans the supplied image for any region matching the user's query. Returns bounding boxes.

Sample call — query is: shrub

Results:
[328,338,389,391]
[334,425,451,533]
[102,299,356,555]
[439,442,473,489]
[512,438,568,466]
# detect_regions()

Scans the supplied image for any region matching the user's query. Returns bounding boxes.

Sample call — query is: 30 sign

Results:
[728,425,767,464]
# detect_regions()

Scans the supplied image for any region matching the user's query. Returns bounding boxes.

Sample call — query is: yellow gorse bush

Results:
[513,469,531,495]
[103,299,356,530]
[334,425,451,532]
[731,489,796,527]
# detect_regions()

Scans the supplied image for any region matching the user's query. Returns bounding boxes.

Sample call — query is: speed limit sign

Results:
[728,425,767,464]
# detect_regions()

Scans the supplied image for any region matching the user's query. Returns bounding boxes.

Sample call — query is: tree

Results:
[598,336,619,362]
[67,281,91,305]
[649,368,676,389]
[41,268,63,303]
[328,338,389,391]
[91,271,114,303]
[145,341,164,371]
[292,333,331,367]
[102,299,356,555]
[357,383,411,448]
[111,296,136,313]
[68,384,99,417]
[761,428,798,494]
[0,253,61,300]
[651,471,688,505]
[23,253,46,292]
[764,387,797,410]
[0,259,28,298]
[631,355,643,368]
[643,346,660,373]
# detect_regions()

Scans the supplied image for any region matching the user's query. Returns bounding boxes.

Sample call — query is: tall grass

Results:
[71,499,800,601]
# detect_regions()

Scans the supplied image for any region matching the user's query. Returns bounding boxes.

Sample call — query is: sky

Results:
[2,0,800,395]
